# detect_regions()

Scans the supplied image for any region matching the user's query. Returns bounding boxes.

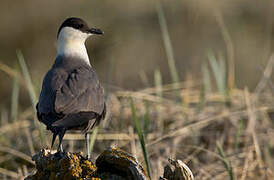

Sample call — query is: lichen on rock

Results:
[25,149,97,180]
[25,147,149,180]
[25,148,193,180]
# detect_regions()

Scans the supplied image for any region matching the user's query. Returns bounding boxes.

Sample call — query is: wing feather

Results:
[54,66,105,115]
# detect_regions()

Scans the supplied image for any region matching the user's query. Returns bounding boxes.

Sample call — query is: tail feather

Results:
[52,112,97,128]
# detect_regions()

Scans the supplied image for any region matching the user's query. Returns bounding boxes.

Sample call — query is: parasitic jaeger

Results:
[36,17,106,158]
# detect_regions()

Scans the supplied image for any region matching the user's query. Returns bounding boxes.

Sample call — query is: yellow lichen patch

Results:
[59,153,82,178]
[80,160,97,179]
[82,160,97,171]
[26,149,97,180]
[26,148,149,180]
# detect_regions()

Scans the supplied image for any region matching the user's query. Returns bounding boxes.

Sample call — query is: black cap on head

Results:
[57,17,104,38]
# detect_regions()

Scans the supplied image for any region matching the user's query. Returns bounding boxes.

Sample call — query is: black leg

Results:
[51,133,57,149]
[58,129,66,152]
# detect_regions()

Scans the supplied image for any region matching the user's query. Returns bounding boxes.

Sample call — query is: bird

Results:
[36,17,106,158]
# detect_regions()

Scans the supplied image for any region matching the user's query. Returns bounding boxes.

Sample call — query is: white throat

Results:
[57,27,91,65]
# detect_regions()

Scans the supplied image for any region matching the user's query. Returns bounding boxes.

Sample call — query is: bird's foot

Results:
[54,150,66,158]
[85,154,91,160]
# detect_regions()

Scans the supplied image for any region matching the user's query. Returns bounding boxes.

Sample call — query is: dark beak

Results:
[89,28,104,35]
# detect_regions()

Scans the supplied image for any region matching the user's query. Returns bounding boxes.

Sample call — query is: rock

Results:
[25,149,97,180]
[161,158,194,180]
[96,147,149,180]
[25,147,149,180]
[25,148,194,180]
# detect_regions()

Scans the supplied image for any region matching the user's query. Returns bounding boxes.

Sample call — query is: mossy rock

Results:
[95,147,149,179]
[25,148,193,180]
[25,149,97,180]
[25,148,149,180]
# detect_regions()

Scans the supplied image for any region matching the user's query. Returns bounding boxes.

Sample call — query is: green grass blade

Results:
[198,62,212,112]
[264,143,273,171]
[234,119,243,151]
[156,2,179,88]
[208,51,227,97]
[16,50,37,111]
[10,68,20,122]
[218,53,227,95]
[154,69,163,131]
[143,101,150,138]
[154,69,163,99]
[202,62,212,94]
[16,50,46,143]
[130,98,151,178]
[217,142,234,180]
[89,126,99,154]
[154,68,163,98]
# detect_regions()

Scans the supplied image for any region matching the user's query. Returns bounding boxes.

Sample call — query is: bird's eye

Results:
[77,24,84,29]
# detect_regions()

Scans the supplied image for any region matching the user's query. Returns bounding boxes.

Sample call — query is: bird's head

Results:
[57,17,103,43]
[56,17,103,62]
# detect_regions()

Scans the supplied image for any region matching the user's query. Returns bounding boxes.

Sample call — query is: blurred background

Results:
[0,0,274,179]
[0,0,273,104]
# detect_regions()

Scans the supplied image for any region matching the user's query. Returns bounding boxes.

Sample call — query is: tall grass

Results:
[217,142,234,180]
[154,69,163,99]
[10,67,19,122]
[143,101,150,138]
[130,98,151,179]
[207,51,227,98]
[198,62,212,112]
[16,50,46,144]
[16,50,37,111]
[154,69,163,131]
[156,2,180,92]
[202,62,212,94]
[0,59,273,179]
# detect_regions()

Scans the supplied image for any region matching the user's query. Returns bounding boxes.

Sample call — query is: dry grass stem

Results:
[1,68,273,179]
[0,167,19,179]
[0,146,34,165]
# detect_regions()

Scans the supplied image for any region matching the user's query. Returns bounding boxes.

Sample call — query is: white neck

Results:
[57,27,91,65]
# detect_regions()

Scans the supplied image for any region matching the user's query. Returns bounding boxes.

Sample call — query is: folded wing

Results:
[37,64,105,130]
[54,66,104,115]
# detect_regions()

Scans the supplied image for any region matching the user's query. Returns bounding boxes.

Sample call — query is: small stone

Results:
[161,158,194,180]
[96,147,149,180]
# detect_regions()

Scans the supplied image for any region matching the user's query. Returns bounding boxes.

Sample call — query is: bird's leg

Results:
[85,133,90,159]
[51,132,57,150]
[58,129,66,152]
[59,143,63,152]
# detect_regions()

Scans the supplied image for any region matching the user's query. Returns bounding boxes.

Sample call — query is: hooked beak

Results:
[89,28,104,35]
